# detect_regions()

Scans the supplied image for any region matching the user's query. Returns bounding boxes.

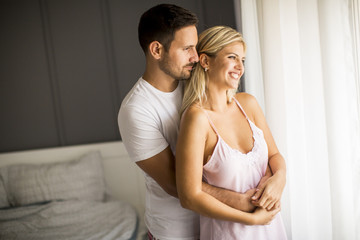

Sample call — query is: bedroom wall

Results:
[0,0,239,153]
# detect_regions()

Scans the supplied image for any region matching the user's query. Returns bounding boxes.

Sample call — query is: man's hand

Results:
[234,188,257,213]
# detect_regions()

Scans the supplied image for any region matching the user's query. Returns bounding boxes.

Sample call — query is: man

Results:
[118,4,279,240]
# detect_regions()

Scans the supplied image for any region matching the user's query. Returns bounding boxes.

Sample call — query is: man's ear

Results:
[148,41,163,60]
[199,53,210,69]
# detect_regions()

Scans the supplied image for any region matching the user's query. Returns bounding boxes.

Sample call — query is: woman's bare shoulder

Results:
[181,104,209,127]
[234,92,258,110]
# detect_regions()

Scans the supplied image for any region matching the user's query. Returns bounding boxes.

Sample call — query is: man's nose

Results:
[190,49,199,63]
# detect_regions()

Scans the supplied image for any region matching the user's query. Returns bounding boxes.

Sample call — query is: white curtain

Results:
[236,0,360,239]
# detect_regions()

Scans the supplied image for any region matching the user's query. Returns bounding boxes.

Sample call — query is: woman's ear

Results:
[199,53,209,69]
[148,41,163,59]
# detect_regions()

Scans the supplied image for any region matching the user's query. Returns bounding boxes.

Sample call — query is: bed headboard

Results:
[0,141,146,221]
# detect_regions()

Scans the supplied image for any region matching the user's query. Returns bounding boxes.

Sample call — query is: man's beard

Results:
[159,55,194,80]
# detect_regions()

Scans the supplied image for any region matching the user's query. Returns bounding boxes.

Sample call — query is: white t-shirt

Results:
[118,77,199,240]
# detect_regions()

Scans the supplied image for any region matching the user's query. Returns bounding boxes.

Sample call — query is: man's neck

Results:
[142,68,179,93]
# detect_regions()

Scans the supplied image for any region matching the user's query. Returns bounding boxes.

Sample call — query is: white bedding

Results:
[0,141,147,240]
[0,200,138,240]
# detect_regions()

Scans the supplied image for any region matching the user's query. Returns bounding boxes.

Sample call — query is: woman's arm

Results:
[237,93,287,210]
[176,106,279,225]
[255,165,272,192]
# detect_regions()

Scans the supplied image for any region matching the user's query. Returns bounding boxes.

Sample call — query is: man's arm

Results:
[202,183,257,213]
[136,145,256,212]
[136,146,178,197]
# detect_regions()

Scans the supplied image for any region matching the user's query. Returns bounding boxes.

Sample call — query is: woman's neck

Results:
[204,87,229,113]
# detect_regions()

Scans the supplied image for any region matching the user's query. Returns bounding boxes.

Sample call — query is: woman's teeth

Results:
[230,73,239,79]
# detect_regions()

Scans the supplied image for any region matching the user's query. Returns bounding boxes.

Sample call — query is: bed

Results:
[0,141,147,240]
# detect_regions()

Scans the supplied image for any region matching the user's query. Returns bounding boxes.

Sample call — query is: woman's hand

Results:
[251,171,285,210]
[251,206,280,225]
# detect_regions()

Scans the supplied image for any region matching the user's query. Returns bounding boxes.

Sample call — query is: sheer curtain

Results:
[236,0,360,239]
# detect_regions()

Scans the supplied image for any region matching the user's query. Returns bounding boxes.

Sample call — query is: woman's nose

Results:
[236,59,244,70]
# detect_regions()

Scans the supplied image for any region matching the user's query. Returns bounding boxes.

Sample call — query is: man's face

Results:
[159,25,199,80]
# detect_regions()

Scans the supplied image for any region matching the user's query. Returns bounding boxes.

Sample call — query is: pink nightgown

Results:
[200,98,287,240]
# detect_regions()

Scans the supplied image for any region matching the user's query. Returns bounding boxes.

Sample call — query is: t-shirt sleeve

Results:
[118,103,168,162]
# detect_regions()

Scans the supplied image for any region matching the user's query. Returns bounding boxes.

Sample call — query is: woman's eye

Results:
[229,56,236,59]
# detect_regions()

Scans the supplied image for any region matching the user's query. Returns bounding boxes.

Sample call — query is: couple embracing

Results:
[118,4,287,240]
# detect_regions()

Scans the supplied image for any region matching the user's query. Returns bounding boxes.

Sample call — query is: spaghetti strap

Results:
[232,97,249,120]
[201,109,220,136]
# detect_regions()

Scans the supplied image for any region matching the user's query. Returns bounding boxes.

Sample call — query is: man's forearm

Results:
[201,182,256,213]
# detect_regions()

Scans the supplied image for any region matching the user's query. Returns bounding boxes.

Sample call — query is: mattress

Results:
[0,199,138,240]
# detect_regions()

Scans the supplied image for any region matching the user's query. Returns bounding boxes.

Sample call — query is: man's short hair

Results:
[138,4,198,53]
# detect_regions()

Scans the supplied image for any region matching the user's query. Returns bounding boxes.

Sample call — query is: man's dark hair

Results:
[138,4,198,53]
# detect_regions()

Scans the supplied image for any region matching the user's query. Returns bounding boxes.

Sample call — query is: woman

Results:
[176,26,287,239]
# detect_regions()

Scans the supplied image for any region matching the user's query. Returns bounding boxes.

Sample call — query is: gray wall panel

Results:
[46,0,118,145]
[0,0,238,152]
[106,0,146,106]
[0,0,59,152]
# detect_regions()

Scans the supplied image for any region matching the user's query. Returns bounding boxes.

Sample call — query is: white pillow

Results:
[2,151,105,207]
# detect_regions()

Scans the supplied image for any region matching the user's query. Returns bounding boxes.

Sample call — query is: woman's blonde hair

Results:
[180,26,246,116]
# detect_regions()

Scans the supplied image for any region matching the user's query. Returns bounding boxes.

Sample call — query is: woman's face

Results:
[207,42,245,90]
